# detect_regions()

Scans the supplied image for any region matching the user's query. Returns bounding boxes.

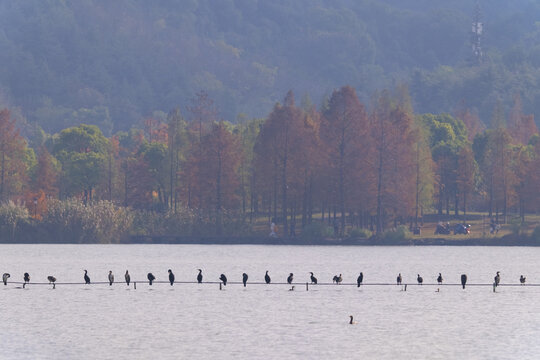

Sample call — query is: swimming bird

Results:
[287,273,294,284]
[147,272,155,285]
[108,271,114,286]
[349,315,357,325]
[309,272,317,284]
[417,274,423,285]
[265,270,271,284]
[242,273,248,287]
[2,273,10,285]
[397,273,402,285]
[24,273,30,284]
[461,274,467,289]
[84,270,90,284]
[125,270,130,286]
[219,274,227,286]
[357,272,363,287]
[520,275,526,285]
[437,273,443,285]
[494,271,500,287]
[197,269,203,283]
[168,269,175,286]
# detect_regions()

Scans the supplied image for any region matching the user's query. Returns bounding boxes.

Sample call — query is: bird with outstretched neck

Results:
[309,272,317,284]
[349,316,357,325]
[84,270,90,285]
[2,273,10,285]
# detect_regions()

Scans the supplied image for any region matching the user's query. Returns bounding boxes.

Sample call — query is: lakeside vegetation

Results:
[2,85,540,243]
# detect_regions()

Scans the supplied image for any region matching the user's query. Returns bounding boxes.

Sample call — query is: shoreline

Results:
[1,235,536,246]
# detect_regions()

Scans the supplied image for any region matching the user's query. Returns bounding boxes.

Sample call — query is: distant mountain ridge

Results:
[0,0,539,133]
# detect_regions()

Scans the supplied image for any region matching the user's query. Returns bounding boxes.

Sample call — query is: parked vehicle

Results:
[454,223,471,235]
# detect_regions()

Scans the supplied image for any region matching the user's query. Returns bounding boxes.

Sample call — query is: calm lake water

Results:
[1,245,540,359]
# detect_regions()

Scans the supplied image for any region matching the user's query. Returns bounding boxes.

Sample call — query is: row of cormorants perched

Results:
[1,270,526,289]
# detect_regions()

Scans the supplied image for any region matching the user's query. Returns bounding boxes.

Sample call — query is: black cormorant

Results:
[24,273,30,284]
[397,273,402,285]
[309,272,317,284]
[219,274,227,286]
[287,273,294,284]
[147,272,155,285]
[47,276,56,288]
[197,269,203,283]
[520,275,526,285]
[125,270,130,286]
[494,271,500,287]
[242,273,248,287]
[265,271,271,284]
[334,274,342,284]
[357,272,363,287]
[168,269,175,286]
[2,273,10,285]
[84,270,90,284]
[349,315,357,325]
[461,274,467,289]
[437,273,443,285]
[417,274,423,285]
[108,271,114,286]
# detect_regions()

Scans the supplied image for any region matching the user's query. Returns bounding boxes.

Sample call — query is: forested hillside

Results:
[1,0,540,133]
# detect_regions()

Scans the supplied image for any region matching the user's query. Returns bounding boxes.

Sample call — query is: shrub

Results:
[301,222,334,239]
[348,227,372,239]
[381,225,411,242]
[0,201,30,241]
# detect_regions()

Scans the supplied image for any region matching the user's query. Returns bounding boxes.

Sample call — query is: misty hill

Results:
[1,0,540,134]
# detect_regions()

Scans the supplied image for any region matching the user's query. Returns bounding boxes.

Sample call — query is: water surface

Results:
[1,245,539,359]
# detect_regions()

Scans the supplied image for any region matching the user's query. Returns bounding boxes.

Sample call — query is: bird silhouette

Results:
[437,273,443,285]
[287,273,294,284]
[309,272,317,284]
[23,273,30,284]
[242,273,248,287]
[2,273,10,285]
[349,315,357,325]
[84,270,90,284]
[461,274,467,289]
[219,274,227,286]
[147,272,155,285]
[417,274,423,285]
[47,276,56,288]
[357,272,363,287]
[397,273,402,285]
[197,269,203,284]
[125,270,130,286]
[520,275,526,285]
[494,271,500,287]
[108,271,114,286]
[336,274,342,284]
[168,269,175,286]
[265,270,271,284]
